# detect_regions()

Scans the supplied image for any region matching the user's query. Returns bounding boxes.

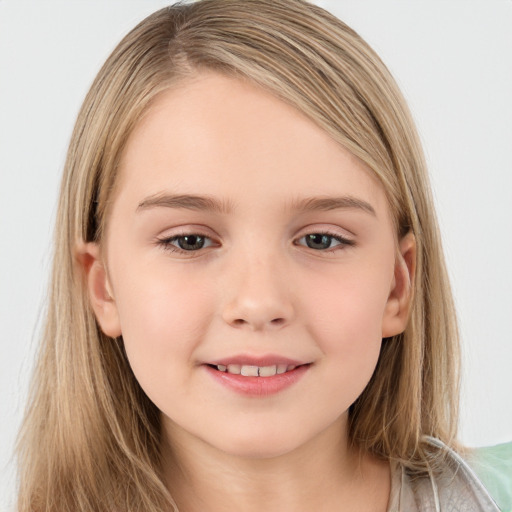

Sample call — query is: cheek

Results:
[297,265,391,412]
[300,260,392,365]
[110,260,215,387]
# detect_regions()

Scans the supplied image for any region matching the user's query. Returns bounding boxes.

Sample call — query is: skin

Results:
[79,72,415,512]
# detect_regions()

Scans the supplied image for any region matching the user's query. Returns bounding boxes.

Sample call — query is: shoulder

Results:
[468,440,512,512]
[391,437,502,512]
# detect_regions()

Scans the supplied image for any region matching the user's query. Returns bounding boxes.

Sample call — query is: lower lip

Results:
[204,364,310,397]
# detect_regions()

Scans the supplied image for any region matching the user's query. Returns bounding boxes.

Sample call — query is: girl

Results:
[15,0,502,510]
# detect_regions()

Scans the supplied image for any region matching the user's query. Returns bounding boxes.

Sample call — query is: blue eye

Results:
[296,233,353,250]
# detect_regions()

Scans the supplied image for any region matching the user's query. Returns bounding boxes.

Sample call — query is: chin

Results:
[211,427,311,460]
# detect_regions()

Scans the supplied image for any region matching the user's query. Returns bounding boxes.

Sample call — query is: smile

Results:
[210,364,297,377]
[204,359,311,396]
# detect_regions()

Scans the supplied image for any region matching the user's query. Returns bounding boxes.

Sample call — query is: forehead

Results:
[115,71,388,218]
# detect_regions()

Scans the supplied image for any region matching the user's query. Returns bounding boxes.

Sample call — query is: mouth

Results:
[203,359,311,396]
[206,363,301,377]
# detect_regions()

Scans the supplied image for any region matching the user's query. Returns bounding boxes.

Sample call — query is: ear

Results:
[75,241,122,338]
[381,232,416,338]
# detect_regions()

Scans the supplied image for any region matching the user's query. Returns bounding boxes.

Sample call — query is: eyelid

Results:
[294,224,355,240]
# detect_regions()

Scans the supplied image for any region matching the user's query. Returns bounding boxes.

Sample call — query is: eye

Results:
[158,233,215,252]
[296,232,354,251]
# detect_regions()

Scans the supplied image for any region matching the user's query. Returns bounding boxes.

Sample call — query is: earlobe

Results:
[75,241,122,338]
[381,232,416,338]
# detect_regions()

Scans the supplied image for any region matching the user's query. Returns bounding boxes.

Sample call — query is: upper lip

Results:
[205,354,308,367]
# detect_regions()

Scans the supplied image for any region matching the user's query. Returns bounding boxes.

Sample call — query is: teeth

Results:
[241,365,259,376]
[258,365,277,377]
[277,364,288,374]
[216,364,298,376]
[227,364,241,374]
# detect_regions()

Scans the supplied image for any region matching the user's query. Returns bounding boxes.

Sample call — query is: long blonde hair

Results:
[17,1,460,510]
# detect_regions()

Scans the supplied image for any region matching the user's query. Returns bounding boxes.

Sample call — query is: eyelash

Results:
[156,233,215,255]
[156,230,355,255]
[294,231,355,251]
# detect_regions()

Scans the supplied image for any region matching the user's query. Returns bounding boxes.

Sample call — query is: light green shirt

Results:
[469,441,512,512]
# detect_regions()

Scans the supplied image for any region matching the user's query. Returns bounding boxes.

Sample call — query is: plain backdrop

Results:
[1,1,511,509]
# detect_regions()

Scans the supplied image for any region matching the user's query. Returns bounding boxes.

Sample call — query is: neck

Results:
[161,417,390,512]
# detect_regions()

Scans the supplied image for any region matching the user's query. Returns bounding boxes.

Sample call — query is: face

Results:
[84,72,413,460]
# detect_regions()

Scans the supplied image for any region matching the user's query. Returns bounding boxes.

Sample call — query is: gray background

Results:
[1,1,511,509]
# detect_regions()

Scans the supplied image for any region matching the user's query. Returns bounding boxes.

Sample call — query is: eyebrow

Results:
[289,196,376,216]
[136,193,376,216]
[137,193,232,214]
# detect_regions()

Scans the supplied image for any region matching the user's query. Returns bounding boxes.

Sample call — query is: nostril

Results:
[230,317,285,328]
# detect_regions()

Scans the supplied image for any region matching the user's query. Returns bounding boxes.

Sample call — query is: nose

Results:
[221,251,295,331]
